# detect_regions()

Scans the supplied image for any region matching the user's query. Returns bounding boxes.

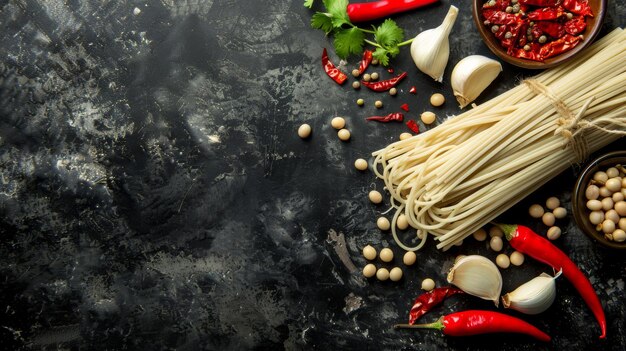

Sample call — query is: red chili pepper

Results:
[408,287,464,324]
[565,16,587,35]
[322,48,347,85]
[358,50,373,75]
[409,86,417,94]
[539,34,582,59]
[519,0,558,6]
[526,7,565,21]
[406,120,419,133]
[563,0,593,17]
[482,0,511,11]
[395,310,551,342]
[483,10,522,26]
[365,112,404,123]
[400,103,409,112]
[362,72,407,92]
[346,0,440,23]
[535,21,565,38]
[499,224,607,339]
[508,43,544,61]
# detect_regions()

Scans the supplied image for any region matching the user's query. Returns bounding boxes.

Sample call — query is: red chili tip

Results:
[406,120,419,134]
[400,103,410,112]
[387,68,394,74]
[409,86,417,94]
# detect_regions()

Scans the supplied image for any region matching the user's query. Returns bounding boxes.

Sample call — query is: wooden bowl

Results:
[572,151,626,250]
[471,0,607,69]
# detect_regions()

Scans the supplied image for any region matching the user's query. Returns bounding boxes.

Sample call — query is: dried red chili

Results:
[565,16,587,35]
[362,72,407,92]
[483,10,522,26]
[358,50,373,75]
[563,0,593,17]
[396,310,551,342]
[526,7,565,21]
[365,112,404,123]
[400,103,410,112]
[482,0,510,11]
[535,21,565,38]
[387,68,395,74]
[539,34,582,59]
[499,224,606,338]
[409,86,417,94]
[406,120,419,133]
[408,287,464,325]
[322,48,347,85]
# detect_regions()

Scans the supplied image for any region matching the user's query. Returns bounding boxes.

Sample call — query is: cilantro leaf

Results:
[373,47,390,66]
[374,19,404,48]
[311,13,334,34]
[324,0,350,28]
[334,27,365,59]
[304,0,315,8]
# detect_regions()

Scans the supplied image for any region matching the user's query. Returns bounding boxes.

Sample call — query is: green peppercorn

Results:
[538,35,547,44]
[505,32,512,39]
[352,81,361,89]
[491,25,499,33]
[357,98,364,106]
[523,44,531,51]
[505,6,513,13]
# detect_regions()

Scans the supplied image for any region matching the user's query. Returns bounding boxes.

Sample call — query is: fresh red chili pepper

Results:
[408,287,464,325]
[563,0,593,17]
[539,34,582,59]
[400,103,409,112]
[358,50,373,75]
[406,120,419,133]
[365,112,404,123]
[322,48,347,85]
[396,310,551,342]
[362,72,407,92]
[565,16,587,35]
[346,0,440,23]
[409,86,417,94]
[499,224,607,339]
[535,21,565,38]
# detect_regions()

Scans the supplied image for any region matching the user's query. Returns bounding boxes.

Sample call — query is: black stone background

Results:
[1,0,625,350]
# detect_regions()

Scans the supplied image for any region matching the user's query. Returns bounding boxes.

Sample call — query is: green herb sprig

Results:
[305,0,414,66]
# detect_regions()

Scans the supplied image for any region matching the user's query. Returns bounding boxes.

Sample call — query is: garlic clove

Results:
[502,270,562,315]
[410,5,459,82]
[447,255,502,306]
[451,55,502,108]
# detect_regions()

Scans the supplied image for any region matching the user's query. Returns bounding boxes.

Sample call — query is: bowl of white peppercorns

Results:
[573,151,626,250]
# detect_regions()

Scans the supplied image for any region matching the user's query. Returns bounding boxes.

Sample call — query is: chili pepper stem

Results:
[494,223,518,241]
[394,317,445,331]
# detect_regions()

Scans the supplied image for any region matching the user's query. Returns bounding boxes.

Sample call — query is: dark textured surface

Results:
[1,0,625,350]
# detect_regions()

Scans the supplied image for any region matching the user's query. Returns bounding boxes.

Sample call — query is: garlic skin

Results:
[410,5,459,82]
[447,255,502,306]
[451,55,502,108]
[502,271,562,315]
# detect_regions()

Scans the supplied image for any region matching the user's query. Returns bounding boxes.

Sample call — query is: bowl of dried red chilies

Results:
[472,0,606,69]
[572,151,626,250]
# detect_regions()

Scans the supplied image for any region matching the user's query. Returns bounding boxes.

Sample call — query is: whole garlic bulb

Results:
[410,5,459,82]
[447,255,502,306]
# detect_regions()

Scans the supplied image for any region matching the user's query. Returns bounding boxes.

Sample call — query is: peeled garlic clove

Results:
[502,270,562,315]
[410,5,459,82]
[451,55,502,108]
[447,255,502,306]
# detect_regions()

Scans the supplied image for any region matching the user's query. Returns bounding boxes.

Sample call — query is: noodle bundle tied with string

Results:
[373,28,626,252]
